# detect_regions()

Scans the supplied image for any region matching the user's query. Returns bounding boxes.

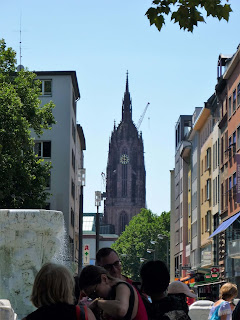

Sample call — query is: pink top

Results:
[126,278,148,320]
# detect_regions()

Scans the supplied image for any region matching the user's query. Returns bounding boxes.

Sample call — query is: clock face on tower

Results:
[120,154,129,164]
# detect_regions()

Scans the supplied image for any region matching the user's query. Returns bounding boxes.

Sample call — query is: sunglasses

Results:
[103,260,121,271]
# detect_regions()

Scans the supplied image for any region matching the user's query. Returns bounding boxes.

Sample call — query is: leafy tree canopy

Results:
[146,0,232,32]
[112,209,170,281]
[0,39,55,209]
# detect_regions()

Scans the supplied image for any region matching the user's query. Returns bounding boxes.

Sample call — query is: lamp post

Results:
[95,191,101,254]
[78,168,86,275]
[146,248,155,260]
[158,233,169,269]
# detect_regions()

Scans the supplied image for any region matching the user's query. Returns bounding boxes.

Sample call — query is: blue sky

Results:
[1,0,240,215]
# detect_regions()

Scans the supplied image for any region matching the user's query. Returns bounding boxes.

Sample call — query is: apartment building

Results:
[212,47,240,288]
[171,45,240,299]
[173,115,192,278]
[186,108,202,270]
[32,71,85,265]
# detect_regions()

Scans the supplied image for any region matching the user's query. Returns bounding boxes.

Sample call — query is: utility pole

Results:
[95,191,101,255]
[78,168,86,275]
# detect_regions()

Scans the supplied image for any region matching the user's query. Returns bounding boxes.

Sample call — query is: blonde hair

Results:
[219,282,238,300]
[31,263,74,308]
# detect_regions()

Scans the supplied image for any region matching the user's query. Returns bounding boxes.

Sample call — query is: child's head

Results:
[31,262,74,307]
[219,283,238,301]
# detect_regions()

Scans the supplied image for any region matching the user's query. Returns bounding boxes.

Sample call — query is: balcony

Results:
[228,239,240,258]
[180,141,191,163]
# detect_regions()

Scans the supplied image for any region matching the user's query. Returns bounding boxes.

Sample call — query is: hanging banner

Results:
[236,154,240,203]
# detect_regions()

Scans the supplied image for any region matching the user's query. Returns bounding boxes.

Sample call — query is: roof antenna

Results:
[17,12,24,71]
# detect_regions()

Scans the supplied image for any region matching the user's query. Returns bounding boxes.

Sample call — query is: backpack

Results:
[162,310,191,320]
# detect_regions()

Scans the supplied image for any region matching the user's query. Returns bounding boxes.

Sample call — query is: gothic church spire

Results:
[122,71,132,122]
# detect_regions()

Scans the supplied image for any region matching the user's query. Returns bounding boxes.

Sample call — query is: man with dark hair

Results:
[96,247,130,282]
[140,260,191,320]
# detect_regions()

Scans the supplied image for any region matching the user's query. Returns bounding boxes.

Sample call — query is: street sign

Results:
[83,244,90,265]
[182,266,191,270]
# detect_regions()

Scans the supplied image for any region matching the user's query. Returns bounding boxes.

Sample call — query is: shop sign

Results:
[236,154,240,203]
[83,244,90,265]
[202,251,212,265]
[205,273,212,281]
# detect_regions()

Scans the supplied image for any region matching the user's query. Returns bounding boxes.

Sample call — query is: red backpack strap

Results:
[83,305,88,320]
[76,305,81,320]
[76,304,87,320]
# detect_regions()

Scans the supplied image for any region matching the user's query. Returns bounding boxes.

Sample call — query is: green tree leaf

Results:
[145,0,232,32]
[0,39,55,209]
[112,209,170,281]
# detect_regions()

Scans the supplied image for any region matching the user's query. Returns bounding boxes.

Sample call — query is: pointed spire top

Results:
[122,71,132,123]
[126,70,129,92]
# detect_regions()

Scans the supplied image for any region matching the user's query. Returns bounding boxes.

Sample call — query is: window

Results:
[233,172,237,195]
[237,126,240,150]
[192,221,197,238]
[229,96,232,117]
[39,79,52,96]
[233,131,236,154]
[229,176,232,200]
[121,149,128,197]
[205,211,211,232]
[233,90,236,113]
[71,208,75,227]
[207,179,211,201]
[206,148,211,170]
[34,141,51,158]
[120,212,128,233]
[229,176,232,190]
[72,149,75,171]
[237,83,240,107]
[229,136,232,158]
[71,179,75,199]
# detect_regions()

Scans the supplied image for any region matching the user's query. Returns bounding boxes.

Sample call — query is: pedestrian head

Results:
[30,262,74,308]
[219,283,238,301]
[96,247,122,278]
[140,260,170,297]
[79,265,115,300]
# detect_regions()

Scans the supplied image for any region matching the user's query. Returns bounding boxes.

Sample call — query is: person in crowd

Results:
[233,299,240,320]
[22,262,96,320]
[168,281,197,314]
[96,247,148,317]
[208,282,238,320]
[140,260,191,320]
[96,248,131,283]
[79,264,148,320]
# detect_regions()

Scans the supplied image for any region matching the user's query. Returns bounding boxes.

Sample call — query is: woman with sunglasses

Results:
[78,265,148,320]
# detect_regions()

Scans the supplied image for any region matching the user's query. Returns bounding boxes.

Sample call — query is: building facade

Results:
[33,71,85,265]
[171,45,240,299]
[104,75,146,235]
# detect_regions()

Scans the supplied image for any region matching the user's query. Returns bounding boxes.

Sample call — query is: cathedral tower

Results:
[104,73,146,235]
